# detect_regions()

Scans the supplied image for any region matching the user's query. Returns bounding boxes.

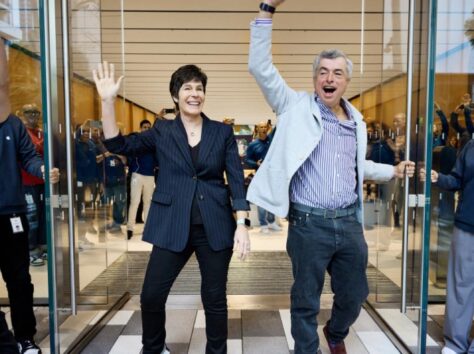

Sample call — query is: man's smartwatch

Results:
[259,2,276,14]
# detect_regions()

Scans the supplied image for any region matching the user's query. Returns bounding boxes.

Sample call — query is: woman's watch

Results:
[237,218,251,228]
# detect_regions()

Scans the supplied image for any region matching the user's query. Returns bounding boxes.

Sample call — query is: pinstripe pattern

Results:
[290,96,358,209]
[103,114,249,252]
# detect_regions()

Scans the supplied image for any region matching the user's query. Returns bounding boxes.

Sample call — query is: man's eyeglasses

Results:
[24,110,40,116]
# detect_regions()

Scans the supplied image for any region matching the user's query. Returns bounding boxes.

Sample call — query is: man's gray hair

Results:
[312,49,353,79]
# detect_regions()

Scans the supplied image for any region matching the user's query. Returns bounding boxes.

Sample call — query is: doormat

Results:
[80,251,400,297]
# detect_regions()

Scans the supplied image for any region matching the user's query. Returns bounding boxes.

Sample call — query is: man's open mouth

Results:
[323,87,336,94]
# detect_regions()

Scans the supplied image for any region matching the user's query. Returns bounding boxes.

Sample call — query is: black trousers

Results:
[141,224,233,354]
[0,213,37,341]
[0,310,18,353]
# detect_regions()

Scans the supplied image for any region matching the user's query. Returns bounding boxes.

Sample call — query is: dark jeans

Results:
[0,213,37,341]
[24,184,46,251]
[105,183,126,225]
[287,205,368,354]
[141,224,233,354]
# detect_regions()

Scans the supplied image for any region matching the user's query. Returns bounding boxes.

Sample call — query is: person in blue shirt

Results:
[421,140,474,354]
[127,120,156,239]
[75,124,101,248]
[245,121,281,233]
[447,94,474,152]
[366,121,395,165]
[102,151,127,233]
[433,102,449,148]
[365,121,394,204]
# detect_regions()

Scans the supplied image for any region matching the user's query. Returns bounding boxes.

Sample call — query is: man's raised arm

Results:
[248,0,297,115]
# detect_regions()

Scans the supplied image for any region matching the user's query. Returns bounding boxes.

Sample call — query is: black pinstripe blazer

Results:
[103,114,249,251]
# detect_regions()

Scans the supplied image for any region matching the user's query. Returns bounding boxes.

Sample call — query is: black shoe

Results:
[127,230,133,240]
[17,339,42,354]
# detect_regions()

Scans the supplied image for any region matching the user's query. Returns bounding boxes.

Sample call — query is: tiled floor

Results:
[1,299,455,353]
[0,204,458,353]
[80,294,404,354]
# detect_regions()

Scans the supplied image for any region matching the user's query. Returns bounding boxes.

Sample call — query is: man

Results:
[75,123,101,248]
[245,121,281,233]
[20,104,47,266]
[247,2,415,353]
[0,38,59,353]
[102,150,127,234]
[126,119,156,240]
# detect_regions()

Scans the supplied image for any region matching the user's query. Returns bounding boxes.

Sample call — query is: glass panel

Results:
[70,0,129,304]
[362,0,409,303]
[0,0,48,304]
[427,0,474,350]
[429,0,474,298]
[0,0,51,350]
[361,0,435,352]
[37,0,128,351]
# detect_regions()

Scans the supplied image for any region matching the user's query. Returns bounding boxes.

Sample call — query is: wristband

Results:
[259,2,276,14]
[237,218,246,225]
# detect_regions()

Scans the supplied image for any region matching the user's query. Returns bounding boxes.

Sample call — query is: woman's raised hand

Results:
[92,61,124,103]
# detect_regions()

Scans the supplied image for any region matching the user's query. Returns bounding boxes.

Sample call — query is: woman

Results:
[93,62,251,354]
[421,140,474,354]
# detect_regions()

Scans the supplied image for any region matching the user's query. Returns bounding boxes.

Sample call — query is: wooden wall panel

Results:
[434,73,470,114]
[351,73,471,134]
[146,111,155,123]
[131,105,145,132]
[8,47,42,118]
[113,99,133,134]
[72,80,96,125]
[351,96,361,111]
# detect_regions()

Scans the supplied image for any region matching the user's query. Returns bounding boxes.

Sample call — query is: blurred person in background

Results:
[245,120,280,233]
[127,119,156,240]
[19,104,47,266]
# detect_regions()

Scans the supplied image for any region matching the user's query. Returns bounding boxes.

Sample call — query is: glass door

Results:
[357,0,437,352]
[40,0,130,352]
[429,0,474,299]
[426,0,474,350]
[0,0,49,305]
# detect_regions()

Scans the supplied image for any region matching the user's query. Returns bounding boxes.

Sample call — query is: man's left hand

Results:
[394,160,415,178]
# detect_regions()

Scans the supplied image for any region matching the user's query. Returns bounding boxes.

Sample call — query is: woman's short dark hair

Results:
[169,65,207,109]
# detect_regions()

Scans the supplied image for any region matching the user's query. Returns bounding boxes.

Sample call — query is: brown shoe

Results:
[323,324,347,354]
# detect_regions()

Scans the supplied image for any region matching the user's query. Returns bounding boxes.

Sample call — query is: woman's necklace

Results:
[183,117,202,138]
[187,124,201,137]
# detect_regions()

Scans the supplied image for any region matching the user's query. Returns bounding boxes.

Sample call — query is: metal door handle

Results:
[400,0,416,314]
[60,0,77,315]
